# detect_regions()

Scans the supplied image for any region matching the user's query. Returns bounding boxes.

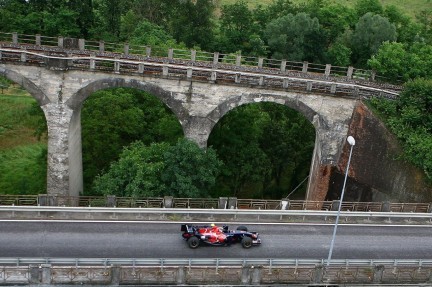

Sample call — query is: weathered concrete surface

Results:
[1,63,357,198]
[328,102,432,202]
[2,264,431,286]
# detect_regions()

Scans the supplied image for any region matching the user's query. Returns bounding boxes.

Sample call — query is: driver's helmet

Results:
[210,223,215,227]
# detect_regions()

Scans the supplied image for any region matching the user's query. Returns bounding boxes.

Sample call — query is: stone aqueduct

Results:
[0,33,402,200]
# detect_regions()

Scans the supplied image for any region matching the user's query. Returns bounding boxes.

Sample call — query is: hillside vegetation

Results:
[1,0,431,198]
[219,0,432,18]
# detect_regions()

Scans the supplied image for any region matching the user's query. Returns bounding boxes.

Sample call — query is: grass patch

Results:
[0,144,47,195]
[0,86,47,195]
[218,0,432,18]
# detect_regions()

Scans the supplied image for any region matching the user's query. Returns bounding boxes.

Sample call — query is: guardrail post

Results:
[213,52,219,65]
[241,266,251,284]
[20,52,26,62]
[124,43,129,55]
[29,264,41,284]
[228,197,237,209]
[331,200,340,211]
[259,76,264,86]
[114,58,120,73]
[370,70,376,81]
[210,71,217,82]
[191,50,196,62]
[36,34,41,46]
[251,266,262,285]
[163,66,169,77]
[280,60,286,72]
[99,40,104,53]
[146,46,151,57]
[177,267,186,284]
[164,196,173,208]
[312,264,324,284]
[302,61,308,73]
[90,54,96,70]
[347,66,354,79]
[111,265,121,285]
[187,67,192,79]
[168,48,173,59]
[12,32,18,44]
[258,57,264,68]
[38,194,55,206]
[218,197,228,209]
[330,84,337,94]
[235,73,241,83]
[382,201,390,212]
[79,39,85,50]
[306,82,312,92]
[41,264,52,284]
[107,195,116,207]
[373,265,384,283]
[138,63,144,73]
[325,64,331,77]
[236,54,241,66]
[58,36,64,48]
[283,78,289,89]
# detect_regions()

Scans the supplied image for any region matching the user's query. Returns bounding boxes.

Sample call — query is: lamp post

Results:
[326,136,356,267]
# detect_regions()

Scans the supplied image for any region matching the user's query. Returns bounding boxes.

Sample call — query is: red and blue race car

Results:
[181,224,261,248]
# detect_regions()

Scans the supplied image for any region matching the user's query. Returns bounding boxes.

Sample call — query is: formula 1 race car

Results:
[181,224,261,249]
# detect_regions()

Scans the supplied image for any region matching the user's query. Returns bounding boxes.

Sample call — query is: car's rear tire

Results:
[188,237,200,249]
[241,237,253,248]
[237,226,248,232]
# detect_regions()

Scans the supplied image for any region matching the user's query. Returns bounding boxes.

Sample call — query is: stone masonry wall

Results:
[327,102,432,203]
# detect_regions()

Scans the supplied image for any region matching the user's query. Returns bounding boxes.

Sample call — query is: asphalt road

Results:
[0,221,431,259]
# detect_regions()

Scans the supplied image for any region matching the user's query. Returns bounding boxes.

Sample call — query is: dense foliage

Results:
[369,79,432,181]
[1,0,432,196]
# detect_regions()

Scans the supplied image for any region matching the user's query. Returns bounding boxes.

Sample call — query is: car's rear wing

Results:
[181,224,193,232]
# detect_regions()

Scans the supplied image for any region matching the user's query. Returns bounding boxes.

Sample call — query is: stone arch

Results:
[65,78,189,124]
[0,67,50,106]
[205,92,320,145]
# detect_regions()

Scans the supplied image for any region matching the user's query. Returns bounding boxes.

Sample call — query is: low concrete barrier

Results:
[1,261,431,286]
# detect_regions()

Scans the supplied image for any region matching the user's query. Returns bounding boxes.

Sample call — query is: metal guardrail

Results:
[0,195,431,213]
[0,257,430,267]
[1,206,432,223]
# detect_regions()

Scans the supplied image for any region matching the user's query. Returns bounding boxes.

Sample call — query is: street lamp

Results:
[326,135,356,267]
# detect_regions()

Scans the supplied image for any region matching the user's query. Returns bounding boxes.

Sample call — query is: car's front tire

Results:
[241,237,253,248]
[188,236,200,249]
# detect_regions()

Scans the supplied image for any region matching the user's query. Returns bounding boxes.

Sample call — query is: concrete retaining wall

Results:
[1,264,431,285]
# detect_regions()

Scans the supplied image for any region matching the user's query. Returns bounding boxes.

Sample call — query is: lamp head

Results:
[347,136,356,146]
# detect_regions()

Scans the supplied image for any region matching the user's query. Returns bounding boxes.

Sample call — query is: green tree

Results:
[162,138,222,198]
[168,0,215,50]
[351,12,397,67]
[265,12,324,62]
[93,141,169,197]
[219,0,256,54]
[81,88,183,194]
[326,41,352,66]
[368,42,432,81]
[354,0,383,18]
